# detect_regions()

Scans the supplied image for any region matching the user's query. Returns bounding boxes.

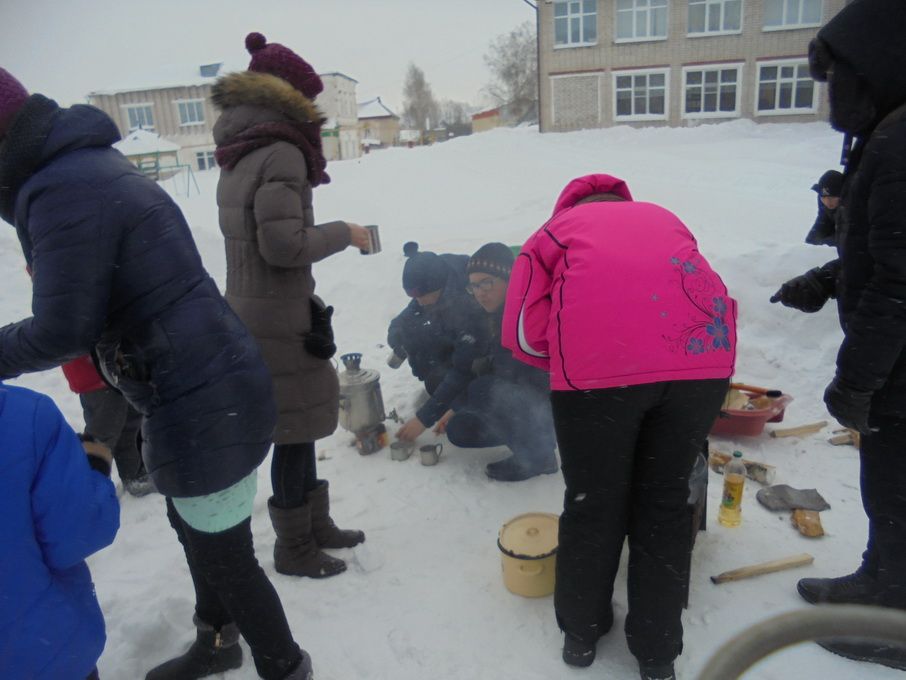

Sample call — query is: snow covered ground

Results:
[1,120,898,679]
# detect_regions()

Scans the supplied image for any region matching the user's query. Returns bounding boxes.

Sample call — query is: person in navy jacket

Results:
[0,383,119,679]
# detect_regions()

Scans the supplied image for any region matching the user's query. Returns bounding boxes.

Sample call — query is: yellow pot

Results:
[497,512,559,598]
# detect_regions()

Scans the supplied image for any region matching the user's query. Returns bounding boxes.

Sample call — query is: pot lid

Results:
[339,367,381,386]
[498,512,559,560]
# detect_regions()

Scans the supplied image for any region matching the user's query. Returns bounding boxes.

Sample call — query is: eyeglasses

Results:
[466,277,496,295]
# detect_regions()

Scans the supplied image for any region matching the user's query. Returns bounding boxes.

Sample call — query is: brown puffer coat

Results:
[212,71,350,444]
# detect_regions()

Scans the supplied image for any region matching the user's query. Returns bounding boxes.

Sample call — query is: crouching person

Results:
[503,174,735,680]
[438,243,558,481]
[395,246,488,442]
[0,384,120,679]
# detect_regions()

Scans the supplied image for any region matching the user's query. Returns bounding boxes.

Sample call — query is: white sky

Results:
[0,0,534,112]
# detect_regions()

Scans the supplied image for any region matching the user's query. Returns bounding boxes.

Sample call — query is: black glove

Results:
[304,298,337,360]
[824,376,874,434]
[770,267,834,313]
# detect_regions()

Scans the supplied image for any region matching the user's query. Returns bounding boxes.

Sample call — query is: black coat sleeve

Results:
[0,183,115,379]
[836,139,906,391]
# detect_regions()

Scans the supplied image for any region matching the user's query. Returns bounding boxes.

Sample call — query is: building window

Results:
[756,60,816,114]
[614,70,668,121]
[177,100,206,126]
[616,0,668,42]
[551,74,601,128]
[683,65,742,117]
[196,150,217,171]
[688,0,742,35]
[554,0,598,47]
[124,104,154,131]
[763,0,822,30]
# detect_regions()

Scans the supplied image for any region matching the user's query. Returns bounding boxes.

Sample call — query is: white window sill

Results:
[615,114,668,122]
[553,42,598,50]
[682,110,741,120]
[755,107,817,116]
[614,36,668,44]
[179,122,206,127]
[686,29,743,38]
[762,23,821,32]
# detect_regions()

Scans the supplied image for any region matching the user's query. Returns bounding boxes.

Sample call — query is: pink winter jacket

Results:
[502,174,737,391]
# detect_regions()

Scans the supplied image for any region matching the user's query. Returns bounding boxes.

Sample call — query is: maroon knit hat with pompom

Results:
[245,32,323,99]
[0,68,29,139]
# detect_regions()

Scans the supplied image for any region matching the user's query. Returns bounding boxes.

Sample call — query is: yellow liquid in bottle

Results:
[718,473,745,527]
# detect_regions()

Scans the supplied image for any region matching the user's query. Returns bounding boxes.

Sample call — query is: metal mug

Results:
[419,442,443,466]
[390,440,413,461]
[359,224,381,255]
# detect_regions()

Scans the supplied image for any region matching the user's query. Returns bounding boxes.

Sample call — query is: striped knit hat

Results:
[467,242,514,280]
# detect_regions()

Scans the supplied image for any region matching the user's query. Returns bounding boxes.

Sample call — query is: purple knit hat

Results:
[245,32,323,99]
[0,68,29,139]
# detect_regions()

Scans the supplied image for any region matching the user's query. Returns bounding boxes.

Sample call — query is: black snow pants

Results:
[80,387,145,481]
[550,378,727,666]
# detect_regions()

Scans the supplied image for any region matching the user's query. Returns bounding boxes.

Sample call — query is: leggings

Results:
[271,442,318,508]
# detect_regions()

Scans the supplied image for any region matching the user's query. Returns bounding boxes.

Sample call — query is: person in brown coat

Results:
[213,33,368,579]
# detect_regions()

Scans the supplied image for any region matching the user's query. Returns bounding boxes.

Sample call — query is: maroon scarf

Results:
[215,120,330,186]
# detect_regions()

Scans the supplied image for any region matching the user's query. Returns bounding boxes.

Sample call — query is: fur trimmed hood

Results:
[212,71,324,125]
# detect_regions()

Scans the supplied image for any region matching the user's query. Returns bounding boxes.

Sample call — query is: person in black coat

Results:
[775,0,906,671]
[393,244,489,442]
[804,169,843,247]
[437,243,558,481]
[0,69,311,680]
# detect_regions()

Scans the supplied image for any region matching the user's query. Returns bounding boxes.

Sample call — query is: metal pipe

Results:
[697,605,906,680]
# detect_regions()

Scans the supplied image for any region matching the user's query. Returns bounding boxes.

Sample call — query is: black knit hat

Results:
[402,244,448,297]
[467,242,514,281]
[811,170,844,197]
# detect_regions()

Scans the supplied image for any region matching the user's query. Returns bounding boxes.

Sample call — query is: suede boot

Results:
[309,480,365,549]
[797,569,880,605]
[268,498,347,578]
[145,616,242,680]
[284,650,314,679]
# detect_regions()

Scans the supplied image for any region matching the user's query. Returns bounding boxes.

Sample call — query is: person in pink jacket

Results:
[503,174,736,680]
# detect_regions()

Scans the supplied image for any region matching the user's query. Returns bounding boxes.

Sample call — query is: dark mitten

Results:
[770,267,834,313]
[304,298,337,360]
[824,376,874,434]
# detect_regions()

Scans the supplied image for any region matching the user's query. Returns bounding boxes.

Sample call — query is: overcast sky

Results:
[0,0,534,112]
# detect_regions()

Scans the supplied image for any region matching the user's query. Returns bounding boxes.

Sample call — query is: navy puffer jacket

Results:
[0,96,276,496]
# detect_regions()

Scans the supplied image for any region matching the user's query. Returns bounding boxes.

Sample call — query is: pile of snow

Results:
[2,120,895,679]
[113,129,180,157]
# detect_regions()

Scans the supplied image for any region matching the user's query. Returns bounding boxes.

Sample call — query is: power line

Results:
[520,0,538,9]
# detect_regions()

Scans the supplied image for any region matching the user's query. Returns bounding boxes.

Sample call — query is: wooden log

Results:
[792,510,824,538]
[709,450,777,485]
[711,553,815,584]
[828,428,860,447]
[770,421,828,438]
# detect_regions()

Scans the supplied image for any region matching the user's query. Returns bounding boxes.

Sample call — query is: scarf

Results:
[0,94,60,224]
[215,120,330,187]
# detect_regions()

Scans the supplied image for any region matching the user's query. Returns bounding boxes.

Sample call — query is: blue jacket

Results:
[0,95,276,497]
[0,384,119,679]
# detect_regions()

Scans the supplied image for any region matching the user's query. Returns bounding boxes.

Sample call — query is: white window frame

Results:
[762,0,822,31]
[687,0,744,37]
[553,0,598,49]
[615,0,669,44]
[550,72,603,127]
[123,103,154,131]
[195,150,217,171]
[612,68,670,122]
[755,59,817,116]
[176,99,206,126]
[681,63,743,119]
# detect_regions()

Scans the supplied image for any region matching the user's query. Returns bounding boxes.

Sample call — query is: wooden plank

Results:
[709,450,776,485]
[710,553,814,584]
[769,421,828,438]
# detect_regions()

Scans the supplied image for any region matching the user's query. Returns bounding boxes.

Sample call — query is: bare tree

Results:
[438,99,473,137]
[402,63,439,132]
[483,21,538,123]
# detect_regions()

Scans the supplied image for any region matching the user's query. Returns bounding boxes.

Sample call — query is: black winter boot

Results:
[268,498,347,578]
[561,602,613,667]
[817,639,906,671]
[797,570,880,605]
[486,453,558,482]
[639,662,677,680]
[309,480,365,549]
[145,616,242,680]
[283,650,315,679]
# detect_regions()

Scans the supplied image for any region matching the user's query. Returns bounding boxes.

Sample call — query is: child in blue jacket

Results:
[0,384,120,679]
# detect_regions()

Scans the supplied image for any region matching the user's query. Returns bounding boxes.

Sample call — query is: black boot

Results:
[817,639,906,671]
[639,662,677,680]
[268,498,347,578]
[309,480,365,549]
[562,602,613,667]
[283,650,315,679]
[486,453,558,482]
[145,616,242,680]
[797,570,880,605]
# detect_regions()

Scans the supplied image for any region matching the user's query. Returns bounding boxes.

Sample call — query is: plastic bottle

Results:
[718,451,746,527]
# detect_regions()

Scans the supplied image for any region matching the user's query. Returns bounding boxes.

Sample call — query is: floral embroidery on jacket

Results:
[663,258,733,356]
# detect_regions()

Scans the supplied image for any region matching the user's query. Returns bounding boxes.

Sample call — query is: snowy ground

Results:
[1,120,898,679]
